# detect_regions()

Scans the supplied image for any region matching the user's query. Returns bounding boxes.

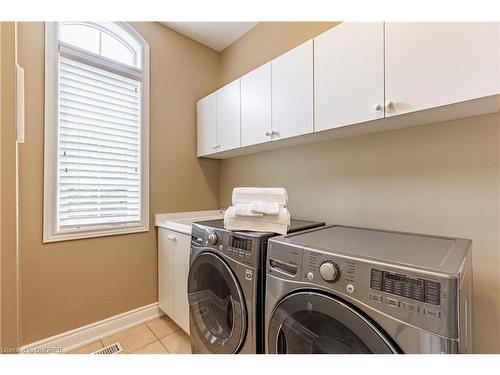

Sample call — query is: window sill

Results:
[43,224,149,243]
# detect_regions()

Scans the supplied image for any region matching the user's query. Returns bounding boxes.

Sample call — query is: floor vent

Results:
[93,342,123,355]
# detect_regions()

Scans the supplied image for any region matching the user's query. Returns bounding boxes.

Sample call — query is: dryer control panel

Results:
[267,240,458,340]
[370,269,441,305]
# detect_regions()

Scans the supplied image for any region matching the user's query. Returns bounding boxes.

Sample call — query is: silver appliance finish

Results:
[265,225,473,354]
[189,219,324,354]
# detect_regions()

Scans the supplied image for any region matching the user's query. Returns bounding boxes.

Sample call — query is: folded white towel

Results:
[224,206,291,235]
[232,187,288,206]
[224,217,288,235]
[233,204,263,217]
[225,205,290,222]
[249,201,281,216]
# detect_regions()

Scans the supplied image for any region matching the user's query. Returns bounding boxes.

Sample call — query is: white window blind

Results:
[58,56,142,228]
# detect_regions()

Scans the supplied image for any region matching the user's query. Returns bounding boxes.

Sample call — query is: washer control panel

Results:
[191,224,261,268]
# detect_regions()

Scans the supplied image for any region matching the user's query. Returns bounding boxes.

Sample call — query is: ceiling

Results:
[160,22,259,52]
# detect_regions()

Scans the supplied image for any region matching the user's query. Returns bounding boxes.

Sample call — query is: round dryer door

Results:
[188,251,247,353]
[268,291,398,354]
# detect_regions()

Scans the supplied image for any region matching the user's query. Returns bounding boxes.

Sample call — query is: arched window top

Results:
[59,22,143,68]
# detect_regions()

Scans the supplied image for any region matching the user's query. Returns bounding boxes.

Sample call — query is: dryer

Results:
[265,225,473,354]
[188,219,324,354]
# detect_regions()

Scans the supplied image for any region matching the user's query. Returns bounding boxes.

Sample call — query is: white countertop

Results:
[154,210,224,235]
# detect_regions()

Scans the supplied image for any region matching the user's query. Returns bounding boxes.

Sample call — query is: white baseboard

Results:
[19,302,162,354]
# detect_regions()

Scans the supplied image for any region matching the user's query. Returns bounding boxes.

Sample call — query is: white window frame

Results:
[43,22,150,243]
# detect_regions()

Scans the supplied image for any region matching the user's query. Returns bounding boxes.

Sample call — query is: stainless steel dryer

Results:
[188,219,324,354]
[265,225,473,354]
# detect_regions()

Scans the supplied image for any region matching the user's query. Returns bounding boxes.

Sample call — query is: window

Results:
[44,22,149,242]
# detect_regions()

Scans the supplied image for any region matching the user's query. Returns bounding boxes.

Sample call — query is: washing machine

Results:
[188,218,324,354]
[265,225,473,354]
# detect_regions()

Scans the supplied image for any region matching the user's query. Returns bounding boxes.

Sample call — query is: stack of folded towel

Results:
[224,187,290,235]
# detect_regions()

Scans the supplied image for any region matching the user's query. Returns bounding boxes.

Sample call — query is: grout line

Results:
[144,321,162,341]
[129,339,160,354]
[158,339,171,354]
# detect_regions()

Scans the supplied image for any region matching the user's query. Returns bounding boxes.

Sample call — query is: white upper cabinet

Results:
[314,23,385,131]
[272,40,314,140]
[196,92,217,157]
[196,22,500,159]
[241,63,272,146]
[217,79,241,152]
[385,22,500,117]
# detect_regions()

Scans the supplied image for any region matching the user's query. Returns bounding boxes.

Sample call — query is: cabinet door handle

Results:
[266,131,272,136]
[271,130,279,135]
[386,101,395,109]
[167,235,176,241]
[212,144,220,150]
[374,104,383,111]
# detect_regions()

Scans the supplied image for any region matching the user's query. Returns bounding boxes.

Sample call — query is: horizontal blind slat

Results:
[61,58,140,87]
[60,82,139,105]
[59,110,139,129]
[60,117,139,135]
[59,103,139,123]
[60,134,139,150]
[58,56,142,228]
[60,124,139,142]
[60,88,139,111]
[60,94,140,117]
[60,61,139,91]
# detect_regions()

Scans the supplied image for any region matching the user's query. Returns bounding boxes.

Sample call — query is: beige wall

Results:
[17,22,220,345]
[1,22,19,350]
[220,22,338,85]
[218,22,500,353]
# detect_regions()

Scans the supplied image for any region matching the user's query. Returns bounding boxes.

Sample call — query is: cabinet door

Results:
[158,229,174,318]
[196,92,217,156]
[271,40,313,140]
[241,63,272,146]
[385,22,500,117]
[314,23,385,131]
[173,232,191,335]
[216,80,241,152]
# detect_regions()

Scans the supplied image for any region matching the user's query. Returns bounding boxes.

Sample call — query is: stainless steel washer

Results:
[265,225,473,354]
[188,219,324,354]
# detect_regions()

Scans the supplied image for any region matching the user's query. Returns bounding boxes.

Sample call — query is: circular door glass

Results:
[188,251,246,353]
[268,292,397,354]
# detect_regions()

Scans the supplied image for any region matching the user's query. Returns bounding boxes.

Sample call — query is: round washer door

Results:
[188,251,247,353]
[268,291,398,354]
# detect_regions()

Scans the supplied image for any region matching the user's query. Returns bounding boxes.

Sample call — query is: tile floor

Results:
[69,314,191,354]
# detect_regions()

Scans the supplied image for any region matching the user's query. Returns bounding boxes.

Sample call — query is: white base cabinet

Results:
[158,228,191,334]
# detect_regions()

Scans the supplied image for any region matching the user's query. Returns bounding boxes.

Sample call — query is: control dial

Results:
[208,232,218,245]
[319,260,340,283]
